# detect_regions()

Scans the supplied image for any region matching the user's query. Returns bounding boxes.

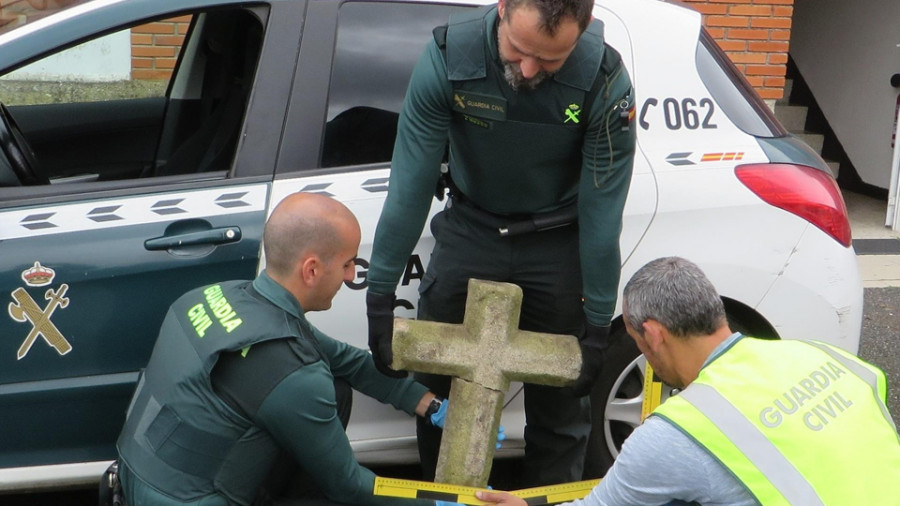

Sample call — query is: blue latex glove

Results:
[429,399,449,428]
[430,401,505,449]
[435,502,463,506]
[495,425,505,450]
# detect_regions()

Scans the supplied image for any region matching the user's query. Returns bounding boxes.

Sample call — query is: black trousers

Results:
[415,200,591,488]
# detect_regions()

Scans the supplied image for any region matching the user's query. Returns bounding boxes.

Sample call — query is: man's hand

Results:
[429,399,506,449]
[366,291,406,378]
[563,323,611,397]
[474,490,527,506]
[428,397,449,428]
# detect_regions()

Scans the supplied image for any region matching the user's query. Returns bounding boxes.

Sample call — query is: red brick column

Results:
[130,16,191,80]
[0,0,81,29]
[680,0,793,102]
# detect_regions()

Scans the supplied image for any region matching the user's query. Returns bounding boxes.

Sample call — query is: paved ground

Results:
[858,287,900,428]
[848,191,900,426]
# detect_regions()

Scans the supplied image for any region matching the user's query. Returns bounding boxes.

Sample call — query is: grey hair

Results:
[623,257,726,338]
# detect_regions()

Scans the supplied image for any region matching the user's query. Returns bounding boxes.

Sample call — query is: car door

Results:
[0,0,303,478]
[272,0,656,463]
[272,0,472,460]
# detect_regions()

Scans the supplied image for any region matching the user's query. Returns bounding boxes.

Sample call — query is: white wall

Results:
[2,29,130,82]
[791,0,900,189]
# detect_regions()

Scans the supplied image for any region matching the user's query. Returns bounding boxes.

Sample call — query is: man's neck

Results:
[679,325,735,386]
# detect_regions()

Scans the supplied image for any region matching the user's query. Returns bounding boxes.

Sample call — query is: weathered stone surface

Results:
[392,279,582,487]
[436,378,504,486]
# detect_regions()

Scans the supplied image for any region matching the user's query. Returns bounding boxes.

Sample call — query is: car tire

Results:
[583,311,757,478]
[583,324,642,478]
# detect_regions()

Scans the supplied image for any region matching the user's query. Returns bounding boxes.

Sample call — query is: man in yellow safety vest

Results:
[478,256,900,505]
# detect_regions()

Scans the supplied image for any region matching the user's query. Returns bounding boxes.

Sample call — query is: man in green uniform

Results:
[366,0,636,486]
[476,257,900,505]
[116,193,450,506]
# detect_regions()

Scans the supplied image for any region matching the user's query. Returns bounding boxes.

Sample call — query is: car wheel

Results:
[583,325,642,478]
[583,312,756,478]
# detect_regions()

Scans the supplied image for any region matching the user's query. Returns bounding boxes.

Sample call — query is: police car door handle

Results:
[144,227,242,251]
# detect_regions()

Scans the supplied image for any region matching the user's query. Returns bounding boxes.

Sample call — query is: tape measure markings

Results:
[641,363,663,422]
[516,479,601,505]
[374,477,600,505]
[374,477,488,505]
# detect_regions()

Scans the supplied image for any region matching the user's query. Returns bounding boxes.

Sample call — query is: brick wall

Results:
[680,0,793,102]
[0,0,80,29]
[3,1,793,100]
[130,17,191,80]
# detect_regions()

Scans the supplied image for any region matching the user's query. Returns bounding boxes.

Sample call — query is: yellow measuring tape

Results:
[375,364,661,504]
[374,477,600,505]
[641,362,664,421]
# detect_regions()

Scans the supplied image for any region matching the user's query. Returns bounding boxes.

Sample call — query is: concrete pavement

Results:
[845,190,900,287]
[844,190,900,426]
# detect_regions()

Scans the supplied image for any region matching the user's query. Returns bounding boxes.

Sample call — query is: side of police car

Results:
[0,0,863,491]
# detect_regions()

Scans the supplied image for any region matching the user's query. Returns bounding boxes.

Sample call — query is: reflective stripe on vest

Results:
[803,340,897,432]
[678,383,823,505]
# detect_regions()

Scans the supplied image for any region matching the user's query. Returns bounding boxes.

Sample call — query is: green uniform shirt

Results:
[249,273,429,506]
[368,7,635,326]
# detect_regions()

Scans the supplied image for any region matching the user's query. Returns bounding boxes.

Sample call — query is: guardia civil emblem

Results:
[454,93,467,110]
[564,103,581,124]
[8,262,73,359]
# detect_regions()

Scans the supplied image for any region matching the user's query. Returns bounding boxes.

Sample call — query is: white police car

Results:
[0,0,861,491]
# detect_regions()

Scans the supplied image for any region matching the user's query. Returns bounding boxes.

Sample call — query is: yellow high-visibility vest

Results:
[653,336,900,505]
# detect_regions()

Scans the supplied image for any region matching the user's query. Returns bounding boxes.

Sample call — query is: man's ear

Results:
[299,256,320,286]
[641,320,667,352]
[498,0,505,20]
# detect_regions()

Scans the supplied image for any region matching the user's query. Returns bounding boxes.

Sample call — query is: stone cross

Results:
[391,279,582,487]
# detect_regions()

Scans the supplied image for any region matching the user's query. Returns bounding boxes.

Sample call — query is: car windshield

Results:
[0,0,93,38]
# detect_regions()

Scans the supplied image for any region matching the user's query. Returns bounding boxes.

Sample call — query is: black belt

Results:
[450,193,578,237]
[498,204,579,237]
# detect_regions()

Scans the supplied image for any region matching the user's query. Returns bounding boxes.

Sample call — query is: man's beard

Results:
[502,60,552,90]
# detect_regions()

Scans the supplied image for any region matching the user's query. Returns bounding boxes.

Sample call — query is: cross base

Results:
[436,377,505,486]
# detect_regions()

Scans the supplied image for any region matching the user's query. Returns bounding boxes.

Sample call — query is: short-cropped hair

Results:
[623,257,726,338]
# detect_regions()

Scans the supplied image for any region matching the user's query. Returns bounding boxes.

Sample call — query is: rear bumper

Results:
[756,224,864,353]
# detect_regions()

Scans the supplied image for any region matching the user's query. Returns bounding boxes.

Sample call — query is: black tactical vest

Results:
[117,280,321,505]
[436,5,622,213]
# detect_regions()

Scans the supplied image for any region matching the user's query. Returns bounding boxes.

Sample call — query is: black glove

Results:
[563,323,611,397]
[366,291,406,378]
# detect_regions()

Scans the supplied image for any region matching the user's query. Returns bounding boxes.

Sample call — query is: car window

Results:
[321,2,466,168]
[0,7,265,200]
[0,17,191,106]
[695,29,786,138]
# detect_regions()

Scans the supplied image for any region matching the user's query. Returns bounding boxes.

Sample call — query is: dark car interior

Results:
[0,8,263,188]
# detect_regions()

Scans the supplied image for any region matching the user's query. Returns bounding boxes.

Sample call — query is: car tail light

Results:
[735,163,852,247]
